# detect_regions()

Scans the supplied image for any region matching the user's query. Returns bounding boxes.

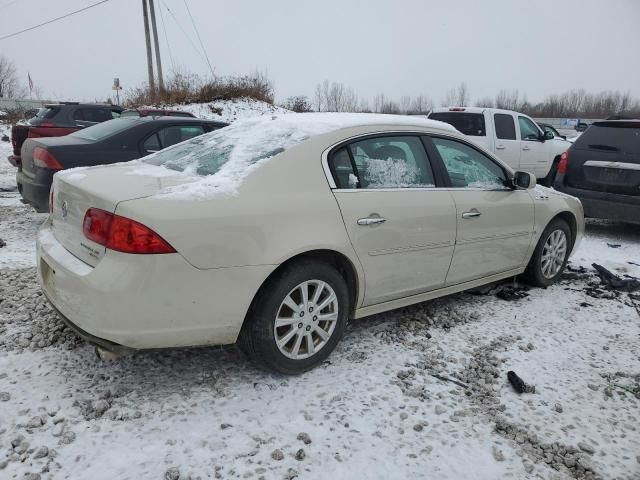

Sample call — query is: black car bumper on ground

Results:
[16,169,53,213]
[554,175,640,224]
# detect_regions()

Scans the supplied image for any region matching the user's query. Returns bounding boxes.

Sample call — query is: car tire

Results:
[521,218,572,287]
[239,260,349,374]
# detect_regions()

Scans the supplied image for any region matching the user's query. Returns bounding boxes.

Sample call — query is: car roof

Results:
[235,112,458,134]
[130,116,227,125]
[44,103,121,109]
[431,106,521,115]
[593,119,640,128]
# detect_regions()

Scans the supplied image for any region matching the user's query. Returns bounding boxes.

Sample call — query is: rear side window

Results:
[429,112,486,136]
[73,108,112,123]
[574,123,640,156]
[494,114,516,140]
[157,125,205,147]
[330,136,435,189]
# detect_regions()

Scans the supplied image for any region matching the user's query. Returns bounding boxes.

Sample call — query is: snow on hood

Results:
[137,113,455,200]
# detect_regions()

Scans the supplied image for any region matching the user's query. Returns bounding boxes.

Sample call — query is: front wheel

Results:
[522,219,572,287]
[239,260,349,374]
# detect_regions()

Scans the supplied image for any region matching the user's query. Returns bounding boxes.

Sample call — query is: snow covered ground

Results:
[1,122,639,480]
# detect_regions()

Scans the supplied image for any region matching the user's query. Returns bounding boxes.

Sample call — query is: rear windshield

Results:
[429,112,486,136]
[142,116,322,176]
[574,123,640,155]
[69,118,138,141]
[28,107,59,124]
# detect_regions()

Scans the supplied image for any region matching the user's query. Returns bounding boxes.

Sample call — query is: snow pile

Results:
[141,97,290,124]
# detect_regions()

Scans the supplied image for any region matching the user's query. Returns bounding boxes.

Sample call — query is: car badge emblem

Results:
[61,200,68,219]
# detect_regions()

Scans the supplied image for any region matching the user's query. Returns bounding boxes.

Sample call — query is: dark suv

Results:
[553,120,640,224]
[8,103,123,167]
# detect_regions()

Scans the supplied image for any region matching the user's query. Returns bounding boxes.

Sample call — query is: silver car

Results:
[37,113,584,374]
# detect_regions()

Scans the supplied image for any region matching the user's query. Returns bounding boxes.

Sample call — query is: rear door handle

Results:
[357,216,386,226]
[496,145,505,150]
[522,145,531,151]
[462,210,482,219]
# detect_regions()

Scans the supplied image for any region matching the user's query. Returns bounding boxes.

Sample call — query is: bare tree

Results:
[457,82,469,106]
[281,95,313,112]
[474,96,494,108]
[400,96,411,114]
[495,89,521,110]
[410,94,433,113]
[0,55,20,98]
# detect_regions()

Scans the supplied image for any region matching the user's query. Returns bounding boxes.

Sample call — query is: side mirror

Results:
[513,171,536,190]
[541,131,554,141]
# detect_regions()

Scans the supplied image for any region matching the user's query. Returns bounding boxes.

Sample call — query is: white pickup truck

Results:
[428,107,571,183]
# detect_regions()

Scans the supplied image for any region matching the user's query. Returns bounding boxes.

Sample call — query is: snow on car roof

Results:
[139,113,456,200]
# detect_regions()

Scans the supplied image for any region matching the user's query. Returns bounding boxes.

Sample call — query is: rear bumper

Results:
[554,175,640,224]
[16,169,53,212]
[36,219,275,349]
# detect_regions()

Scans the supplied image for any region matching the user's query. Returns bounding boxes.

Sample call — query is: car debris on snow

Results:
[507,371,536,394]
[592,263,640,291]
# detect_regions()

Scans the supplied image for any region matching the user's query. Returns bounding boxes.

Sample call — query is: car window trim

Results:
[426,133,514,191]
[325,131,443,191]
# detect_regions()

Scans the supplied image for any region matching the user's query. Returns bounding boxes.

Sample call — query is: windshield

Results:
[70,117,138,141]
[28,106,59,124]
[142,115,317,176]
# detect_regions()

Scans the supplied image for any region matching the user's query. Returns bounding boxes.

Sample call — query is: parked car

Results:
[428,107,571,184]
[121,108,196,118]
[553,119,639,224]
[17,116,227,212]
[575,122,589,132]
[37,113,584,373]
[8,103,123,167]
[537,122,567,140]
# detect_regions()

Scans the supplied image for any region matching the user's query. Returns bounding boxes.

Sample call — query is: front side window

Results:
[518,116,541,141]
[330,136,435,189]
[494,114,516,140]
[432,137,508,189]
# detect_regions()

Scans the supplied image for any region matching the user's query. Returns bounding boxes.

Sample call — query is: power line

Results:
[182,0,215,79]
[157,0,176,73]
[158,0,208,66]
[0,0,112,42]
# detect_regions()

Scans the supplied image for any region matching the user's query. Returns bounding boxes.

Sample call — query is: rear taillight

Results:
[558,150,569,174]
[449,107,466,111]
[33,147,63,170]
[83,208,176,254]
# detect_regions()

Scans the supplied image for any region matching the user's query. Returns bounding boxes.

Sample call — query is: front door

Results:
[518,115,548,178]
[427,136,535,285]
[328,135,457,306]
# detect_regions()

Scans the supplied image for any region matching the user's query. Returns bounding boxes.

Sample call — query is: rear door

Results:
[426,136,534,285]
[493,113,521,169]
[566,122,640,195]
[328,134,457,306]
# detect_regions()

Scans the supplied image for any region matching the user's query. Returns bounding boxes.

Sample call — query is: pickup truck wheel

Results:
[239,260,349,374]
[522,218,571,287]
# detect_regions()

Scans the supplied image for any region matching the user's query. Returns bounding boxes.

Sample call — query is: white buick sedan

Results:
[37,114,584,373]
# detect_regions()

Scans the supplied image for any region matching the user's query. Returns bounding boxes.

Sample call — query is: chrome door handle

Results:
[357,217,386,226]
[522,145,531,151]
[462,210,481,219]
[496,145,505,150]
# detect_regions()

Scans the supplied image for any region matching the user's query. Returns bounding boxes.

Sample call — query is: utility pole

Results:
[142,0,155,100]
[148,0,165,96]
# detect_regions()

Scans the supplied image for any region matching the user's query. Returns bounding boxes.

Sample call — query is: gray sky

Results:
[1,0,639,105]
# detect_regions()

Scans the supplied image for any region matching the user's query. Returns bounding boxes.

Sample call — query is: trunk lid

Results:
[20,136,93,174]
[51,162,196,267]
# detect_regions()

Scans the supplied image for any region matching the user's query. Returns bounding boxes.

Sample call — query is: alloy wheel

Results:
[541,229,567,279]
[274,280,339,360]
